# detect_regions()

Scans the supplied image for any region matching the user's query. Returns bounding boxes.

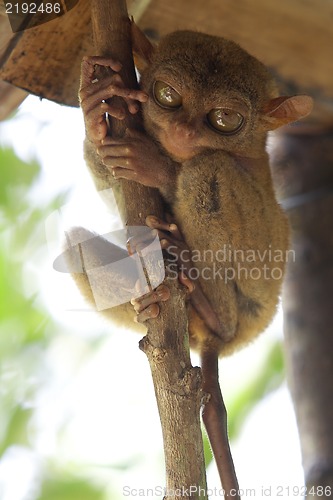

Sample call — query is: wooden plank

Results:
[0,0,151,106]
[138,0,333,102]
[0,0,92,106]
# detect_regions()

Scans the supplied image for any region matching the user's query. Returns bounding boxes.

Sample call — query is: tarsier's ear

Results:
[262,95,313,130]
[130,19,156,72]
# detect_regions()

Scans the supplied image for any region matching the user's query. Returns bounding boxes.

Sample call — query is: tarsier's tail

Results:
[201,349,241,500]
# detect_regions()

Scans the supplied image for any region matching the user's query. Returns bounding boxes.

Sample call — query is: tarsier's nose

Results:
[173,121,197,140]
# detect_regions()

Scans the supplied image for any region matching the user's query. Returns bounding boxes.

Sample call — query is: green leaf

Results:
[38,477,105,500]
[0,406,33,455]
[227,340,285,439]
[0,250,49,349]
[0,147,40,210]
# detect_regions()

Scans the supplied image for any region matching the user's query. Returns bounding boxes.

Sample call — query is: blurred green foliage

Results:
[203,340,285,467]
[228,340,285,439]
[38,475,105,500]
[0,143,107,499]
[0,146,46,454]
[0,148,39,212]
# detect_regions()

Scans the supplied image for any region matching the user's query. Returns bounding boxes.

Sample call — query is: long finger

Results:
[80,56,122,88]
[146,215,183,241]
[80,72,148,103]
[80,73,122,101]
[81,81,138,116]
[111,165,139,180]
[178,271,195,293]
[131,284,170,313]
[134,304,160,323]
[97,143,135,158]
[85,102,126,128]
[84,103,112,143]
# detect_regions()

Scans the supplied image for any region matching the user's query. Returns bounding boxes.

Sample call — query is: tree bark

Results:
[90,1,208,497]
[271,126,333,498]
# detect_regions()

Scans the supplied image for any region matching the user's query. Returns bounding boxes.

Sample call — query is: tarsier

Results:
[75,24,312,496]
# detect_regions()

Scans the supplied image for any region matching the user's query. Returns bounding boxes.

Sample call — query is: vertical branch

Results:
[90,1,208,497]
[271,127,333,498]
[91,0,161,225]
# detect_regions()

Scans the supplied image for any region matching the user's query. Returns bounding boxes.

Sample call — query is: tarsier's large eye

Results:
[207,108,244,134]
[153,81,182,109]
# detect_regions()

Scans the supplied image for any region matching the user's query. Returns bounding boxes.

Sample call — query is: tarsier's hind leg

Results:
[201,350,241,500]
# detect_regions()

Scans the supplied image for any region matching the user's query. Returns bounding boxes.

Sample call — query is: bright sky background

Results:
[0,95,305,499]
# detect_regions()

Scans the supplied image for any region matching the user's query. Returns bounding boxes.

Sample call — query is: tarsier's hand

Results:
[97,129,174,188]
[79,56,148,144]
[131,216,222,336]
[79,56,175,189]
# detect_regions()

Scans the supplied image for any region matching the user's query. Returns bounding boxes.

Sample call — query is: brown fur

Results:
[135,30,310,355]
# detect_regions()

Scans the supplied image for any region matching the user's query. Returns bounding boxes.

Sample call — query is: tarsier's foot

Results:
[131,284,170,323]
[130,215,195,323]
[79,56,148,144]
[135,215,222,334]
[131,271,193,323]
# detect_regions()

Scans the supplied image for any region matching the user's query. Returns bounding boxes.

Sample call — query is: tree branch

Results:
[90,1,208,496]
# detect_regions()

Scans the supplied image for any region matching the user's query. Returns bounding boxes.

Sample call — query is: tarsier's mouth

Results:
[159,132,202,161]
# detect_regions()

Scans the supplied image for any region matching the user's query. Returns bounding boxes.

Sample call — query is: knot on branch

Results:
[139,335,151,354]
[139,335,167,362]
[170,366,203,399]
[152,347,167,362]
[183,366,202,393]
